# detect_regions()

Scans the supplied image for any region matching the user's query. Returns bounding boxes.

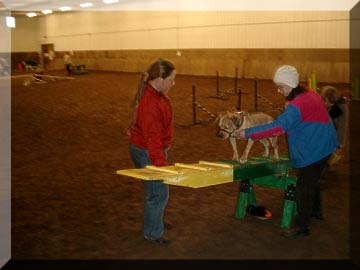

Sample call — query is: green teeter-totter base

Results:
[221,155,297,228]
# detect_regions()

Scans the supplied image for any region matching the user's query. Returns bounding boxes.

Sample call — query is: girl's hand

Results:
[234,130,246,139]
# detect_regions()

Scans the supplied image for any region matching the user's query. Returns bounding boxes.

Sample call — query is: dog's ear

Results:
[230,114,241,128]
[214,113,222,124]
[233,113,245,128]
[213,114,220,124]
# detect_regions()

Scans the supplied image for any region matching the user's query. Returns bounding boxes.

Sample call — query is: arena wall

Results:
[10,11,351,82]
[48,48,348,83]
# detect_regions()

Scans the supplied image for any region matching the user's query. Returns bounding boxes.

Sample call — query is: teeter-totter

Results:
[116,154,297,228]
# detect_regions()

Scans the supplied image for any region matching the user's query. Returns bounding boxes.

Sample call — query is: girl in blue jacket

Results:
[236,65,338,239]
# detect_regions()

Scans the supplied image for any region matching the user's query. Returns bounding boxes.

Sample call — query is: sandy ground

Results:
[10,71,350,259]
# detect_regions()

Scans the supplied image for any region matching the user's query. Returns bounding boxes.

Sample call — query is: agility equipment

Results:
[222,155,297,228]
[8,74,74,86]
[116,154,297,228]
[117,160,233,188]
[251,79,283,113]
[208,68,244,101]
[71,64,88,74]
[192,85,217,125]
[307,72,317,91]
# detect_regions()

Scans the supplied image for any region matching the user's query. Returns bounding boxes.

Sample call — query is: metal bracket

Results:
[284,183,297,201]
[240,179,251,193]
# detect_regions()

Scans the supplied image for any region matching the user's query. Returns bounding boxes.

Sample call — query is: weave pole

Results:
[210,67,241,100]
[234,67,238,94]
[254,79,258,111]
[237,84,242,111]
[216,71,220,97]
[252,79,283,113]
[192,84,217,125]
[192,85,197,125]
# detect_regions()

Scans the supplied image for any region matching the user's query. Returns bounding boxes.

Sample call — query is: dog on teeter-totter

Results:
[216,110,279,164]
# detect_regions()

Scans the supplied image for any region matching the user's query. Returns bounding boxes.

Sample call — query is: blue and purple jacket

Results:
[245,90,338,168]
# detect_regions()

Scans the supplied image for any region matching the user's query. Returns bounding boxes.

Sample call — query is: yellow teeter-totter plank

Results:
[116,161,234,188]
[174,163,210,171]
[198,161,233,168]
[145,165,180,174]
[116,167,171,180]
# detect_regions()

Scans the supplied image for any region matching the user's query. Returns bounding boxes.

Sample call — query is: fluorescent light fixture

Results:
[80,2,94,8]
[58,6,72,11]
[41,9,53,14]
[26,12,37,17]
[103,0,119,4]
[5,16,15,28]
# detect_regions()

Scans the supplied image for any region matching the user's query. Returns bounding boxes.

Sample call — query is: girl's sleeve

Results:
[245,105,301,140]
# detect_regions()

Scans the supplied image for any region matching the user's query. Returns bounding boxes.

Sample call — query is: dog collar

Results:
[220,128,235,136]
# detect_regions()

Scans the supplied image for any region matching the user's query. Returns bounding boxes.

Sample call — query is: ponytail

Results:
[129,72,149,128]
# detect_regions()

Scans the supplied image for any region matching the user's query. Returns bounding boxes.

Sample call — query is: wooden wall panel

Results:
[36,48,349,83]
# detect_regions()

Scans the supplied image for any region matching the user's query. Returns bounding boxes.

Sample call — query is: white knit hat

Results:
[273,65,299,88]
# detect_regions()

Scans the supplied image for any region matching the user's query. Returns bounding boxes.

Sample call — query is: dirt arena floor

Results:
[11,70,351,260]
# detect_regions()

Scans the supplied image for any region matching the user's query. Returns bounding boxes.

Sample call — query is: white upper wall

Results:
[0,12,11,52]
[11,11,350,52]
[3,0,359,11]
[11,15,40,52]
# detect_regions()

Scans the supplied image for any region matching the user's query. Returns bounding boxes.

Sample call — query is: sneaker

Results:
[164,222,173,230]
[247,205,272,220]
[145,236,171,245]
[282,228,310,239]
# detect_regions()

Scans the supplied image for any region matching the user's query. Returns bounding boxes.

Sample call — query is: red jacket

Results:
[130,83,173,166]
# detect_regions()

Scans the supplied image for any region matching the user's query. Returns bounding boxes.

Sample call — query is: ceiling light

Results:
[6,16,15,28]
[58,6,72,11]
[80,3,94,8]
[26,12,37,17]
[103,0,119,4]
[41,10,53,14]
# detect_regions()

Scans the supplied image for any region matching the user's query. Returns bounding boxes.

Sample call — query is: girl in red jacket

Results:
[129,59,176,245]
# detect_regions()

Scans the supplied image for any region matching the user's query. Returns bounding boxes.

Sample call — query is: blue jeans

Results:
[130,144,169,239]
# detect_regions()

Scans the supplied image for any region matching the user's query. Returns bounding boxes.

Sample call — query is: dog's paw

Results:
[232,155,239,161]
[239,158,248,164]
[272,155,280,161]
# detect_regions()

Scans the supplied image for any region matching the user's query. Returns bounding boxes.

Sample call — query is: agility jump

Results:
[9,74,74,86]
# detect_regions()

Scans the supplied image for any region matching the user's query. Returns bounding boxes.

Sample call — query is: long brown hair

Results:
[130,58,175,127]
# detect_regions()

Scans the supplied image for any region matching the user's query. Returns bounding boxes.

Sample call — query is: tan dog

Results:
[216,111,279,164]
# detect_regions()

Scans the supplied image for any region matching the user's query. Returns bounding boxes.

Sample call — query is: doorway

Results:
[41,43,55,72]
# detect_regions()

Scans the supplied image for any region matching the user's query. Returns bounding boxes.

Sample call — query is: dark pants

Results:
[293,155,330,230]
